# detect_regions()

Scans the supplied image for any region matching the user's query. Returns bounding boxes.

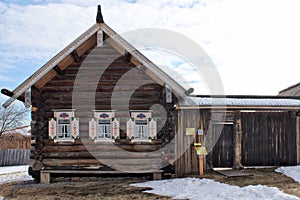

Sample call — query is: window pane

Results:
[98,120,111,139]
[134,120,148,139]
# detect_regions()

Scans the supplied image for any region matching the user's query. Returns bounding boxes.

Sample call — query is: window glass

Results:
[98,119,111,139]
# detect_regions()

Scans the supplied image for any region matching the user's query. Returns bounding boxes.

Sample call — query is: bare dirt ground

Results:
[0,168,299,199]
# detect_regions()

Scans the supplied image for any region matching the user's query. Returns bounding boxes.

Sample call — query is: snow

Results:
[131,178,300,200]
[0,165,33,184]
[276,166,300,184]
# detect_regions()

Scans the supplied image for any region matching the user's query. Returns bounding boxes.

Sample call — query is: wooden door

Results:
[242,112,297,166]
[212,124,234,168]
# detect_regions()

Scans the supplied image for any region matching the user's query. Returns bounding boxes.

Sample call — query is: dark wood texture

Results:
[30,40,177,179]
[211,124,234,168]
[241,112,297,166]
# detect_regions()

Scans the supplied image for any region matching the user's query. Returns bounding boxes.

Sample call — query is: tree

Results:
[0,103,29,136]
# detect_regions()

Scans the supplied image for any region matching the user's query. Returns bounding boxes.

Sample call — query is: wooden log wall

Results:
[30,38,177,177]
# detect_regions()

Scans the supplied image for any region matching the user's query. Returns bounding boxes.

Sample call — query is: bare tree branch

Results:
[0,103,29,136]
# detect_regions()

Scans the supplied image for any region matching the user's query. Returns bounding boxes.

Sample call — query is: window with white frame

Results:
[89,111,119,142]
[48,110,79,143]
[127,111,157,142]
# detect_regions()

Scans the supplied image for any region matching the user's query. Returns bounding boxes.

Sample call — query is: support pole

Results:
[234,111,243,169]
[199,155,204,176]
[297,115,300,165]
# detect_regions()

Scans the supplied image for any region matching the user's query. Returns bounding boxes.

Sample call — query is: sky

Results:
[1,0,300,103]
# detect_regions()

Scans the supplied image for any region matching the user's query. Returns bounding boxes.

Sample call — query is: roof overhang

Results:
[2,22,188,108]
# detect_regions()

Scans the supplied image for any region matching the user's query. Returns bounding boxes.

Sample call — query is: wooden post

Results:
[40,171,50,184]
[199,155,204,176]
[297,116,300,165]
[234,111,243,169]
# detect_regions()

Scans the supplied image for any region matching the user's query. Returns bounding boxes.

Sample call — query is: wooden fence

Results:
[0,149,30,166]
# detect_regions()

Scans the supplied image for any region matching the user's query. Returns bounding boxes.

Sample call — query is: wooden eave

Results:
[2,23,188,108]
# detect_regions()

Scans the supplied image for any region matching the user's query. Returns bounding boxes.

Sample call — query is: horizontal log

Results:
[43,158,162,167]
[42,150,162,159]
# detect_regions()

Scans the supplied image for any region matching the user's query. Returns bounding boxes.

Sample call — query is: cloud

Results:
[1,0,300,95]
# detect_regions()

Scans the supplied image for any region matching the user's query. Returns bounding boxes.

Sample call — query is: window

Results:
[48,110,79,143]
[97,119,111,139]
[134,119,148,140]
[89,111,119,142]
[127,111,157,142]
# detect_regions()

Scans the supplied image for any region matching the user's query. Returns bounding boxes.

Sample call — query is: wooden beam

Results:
[105,37,142,67]
[71,50,81,63]
[233,111,243,169]
[297,116,300,165]
[34,69,58,89]
[57,55,74,71]
[76,33,97,56]
[1,88,25,102]
[53,65,65,76]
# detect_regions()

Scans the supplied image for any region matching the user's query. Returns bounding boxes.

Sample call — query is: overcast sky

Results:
[1,0,300,103]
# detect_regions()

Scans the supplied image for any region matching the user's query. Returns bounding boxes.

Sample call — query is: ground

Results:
[0,168,299,199]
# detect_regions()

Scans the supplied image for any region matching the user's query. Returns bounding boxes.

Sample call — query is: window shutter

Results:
[112,118,120,139]
[71,118,80,139]
[48,118,56,139]
[149,118,157,139]
[89,118,97,139]
[126,119,134,139]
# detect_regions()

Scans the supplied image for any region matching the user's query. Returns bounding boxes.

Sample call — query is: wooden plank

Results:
[76,34,97,56]
[57,55,75,71]
[34,69,58,89]
[233,111,242,169]
[297,116,300,165]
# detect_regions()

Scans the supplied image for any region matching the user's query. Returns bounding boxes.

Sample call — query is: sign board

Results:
[186,128,195,136]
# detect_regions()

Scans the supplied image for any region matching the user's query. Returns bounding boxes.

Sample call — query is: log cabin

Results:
[1,5,300,182]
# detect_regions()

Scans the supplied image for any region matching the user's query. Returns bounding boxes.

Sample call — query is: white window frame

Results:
[89,111,119,143]
[129,111,156,143]
[48,109,79,143]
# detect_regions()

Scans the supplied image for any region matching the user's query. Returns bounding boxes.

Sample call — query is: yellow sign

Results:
[197,147,208,156]
[186,128,195,136]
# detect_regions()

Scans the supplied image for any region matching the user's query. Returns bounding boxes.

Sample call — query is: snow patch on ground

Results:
[131,178,300,200]
[0,165,33,184]
[276,166,300,184]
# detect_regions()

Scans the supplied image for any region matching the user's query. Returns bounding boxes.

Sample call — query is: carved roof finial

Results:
[96,5,104,23]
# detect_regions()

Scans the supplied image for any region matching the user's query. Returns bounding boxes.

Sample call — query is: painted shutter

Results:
[112,118,120,139]
[89,118,97,139]
[126,119,134,139]
[71,118,80,139]
[149,118,157,139]
[48,118,56,139]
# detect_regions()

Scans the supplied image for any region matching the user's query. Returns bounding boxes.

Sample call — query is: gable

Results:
[2,22,187,108]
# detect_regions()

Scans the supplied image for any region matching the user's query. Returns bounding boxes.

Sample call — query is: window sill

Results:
[131,139,152,143]
[94,139,115,143]
[54,138,75,143]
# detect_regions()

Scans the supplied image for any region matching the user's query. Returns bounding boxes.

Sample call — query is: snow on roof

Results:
[179,97,300,108]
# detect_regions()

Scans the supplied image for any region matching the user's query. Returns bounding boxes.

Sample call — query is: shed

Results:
[1,6,300,181]
[175,96,300,176]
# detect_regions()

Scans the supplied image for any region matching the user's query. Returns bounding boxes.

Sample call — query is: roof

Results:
[1,5,188,108]
[178,96,300,110]
[278,82,300,96]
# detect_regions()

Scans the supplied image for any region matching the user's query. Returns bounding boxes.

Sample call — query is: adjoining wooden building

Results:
[279,82,300,96]
[175,96,300,176]
[1,6,300,181]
